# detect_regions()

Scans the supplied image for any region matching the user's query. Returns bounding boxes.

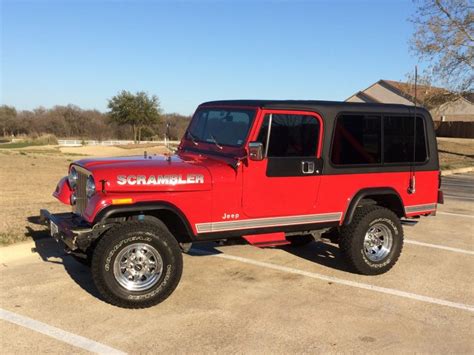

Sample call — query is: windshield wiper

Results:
[187,131,199,146]
[209,133,223,150]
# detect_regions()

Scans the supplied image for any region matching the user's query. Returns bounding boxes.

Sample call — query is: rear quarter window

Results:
[384,116,427,163]
[331,113,428,166]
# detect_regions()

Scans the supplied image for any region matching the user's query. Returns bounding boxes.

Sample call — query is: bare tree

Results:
[157,113,192,140]
[0,105,17,136]
[2,105,121,140]
[410,0,474,92]
[404,71,460,108]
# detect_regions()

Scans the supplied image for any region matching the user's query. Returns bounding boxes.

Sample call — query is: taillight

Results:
[438,171,442,189]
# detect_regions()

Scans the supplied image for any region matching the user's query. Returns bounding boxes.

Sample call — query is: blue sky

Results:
[1,0,420,115]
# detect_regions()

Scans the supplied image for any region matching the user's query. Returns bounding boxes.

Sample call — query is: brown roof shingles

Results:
[380,80,450,105]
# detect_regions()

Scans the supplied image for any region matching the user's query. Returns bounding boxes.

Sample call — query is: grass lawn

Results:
[0,141,45,149]
[437,137,474,170]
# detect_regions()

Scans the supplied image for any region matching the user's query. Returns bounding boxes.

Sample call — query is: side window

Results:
[331,115,381,165]
[384,116,427,163]
[257,114,320,157]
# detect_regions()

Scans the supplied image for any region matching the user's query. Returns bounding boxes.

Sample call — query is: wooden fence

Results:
[435,121,474,138]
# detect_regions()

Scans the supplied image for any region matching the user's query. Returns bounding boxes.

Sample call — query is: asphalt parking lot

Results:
[1,173,473,354]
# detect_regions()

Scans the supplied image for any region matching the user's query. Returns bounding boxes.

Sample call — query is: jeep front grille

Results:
[74,169,89,216]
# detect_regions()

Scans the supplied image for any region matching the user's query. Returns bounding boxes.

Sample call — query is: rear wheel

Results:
[91,220,183,308]
[338,205,403,275]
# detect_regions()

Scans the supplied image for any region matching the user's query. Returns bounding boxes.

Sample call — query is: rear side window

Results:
[331,114,428,166]
[257,114,320,157]
[331,115,381,165]
[384,116,427,163]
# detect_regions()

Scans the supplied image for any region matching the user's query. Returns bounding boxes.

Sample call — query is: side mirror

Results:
[248,142,264,161]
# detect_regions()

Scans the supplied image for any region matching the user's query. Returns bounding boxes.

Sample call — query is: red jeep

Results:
[41,100,443,308]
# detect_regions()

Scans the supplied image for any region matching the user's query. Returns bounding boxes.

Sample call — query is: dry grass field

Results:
[437,137,474,170]
[0,138,472,245]
[0,144,169,245]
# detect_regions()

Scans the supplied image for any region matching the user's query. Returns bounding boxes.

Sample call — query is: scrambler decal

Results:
[117,174,204,186]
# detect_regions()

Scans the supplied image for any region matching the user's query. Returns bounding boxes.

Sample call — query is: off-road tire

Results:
[338,205,403,275]
[91,220,183,308]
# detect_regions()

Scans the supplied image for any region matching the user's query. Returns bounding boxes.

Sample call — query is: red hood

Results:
[73,152,238,193]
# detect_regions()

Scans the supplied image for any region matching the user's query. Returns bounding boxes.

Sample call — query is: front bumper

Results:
[39,209,94,251]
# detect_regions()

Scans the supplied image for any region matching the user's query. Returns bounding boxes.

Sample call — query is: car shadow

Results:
[187,242,224,256]
[25,224,101,299]
[279,241,351,273]
[189,239,351,273]
[27,215,350,299]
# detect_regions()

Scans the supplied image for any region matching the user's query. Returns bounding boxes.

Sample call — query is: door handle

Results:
[301,161,315,174]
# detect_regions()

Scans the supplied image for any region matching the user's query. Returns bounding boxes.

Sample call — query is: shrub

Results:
[34,134,58,145]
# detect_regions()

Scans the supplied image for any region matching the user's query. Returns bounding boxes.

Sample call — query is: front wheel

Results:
[338,205,403,275]
[91,220,183,308]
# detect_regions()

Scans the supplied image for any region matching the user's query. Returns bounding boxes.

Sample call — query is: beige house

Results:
[346,80,474,122]
[430,96,474,122]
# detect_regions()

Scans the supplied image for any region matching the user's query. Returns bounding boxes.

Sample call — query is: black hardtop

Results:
[199,99,430,117]
[200,99,438,174]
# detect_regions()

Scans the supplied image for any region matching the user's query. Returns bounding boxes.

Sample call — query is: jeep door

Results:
[242,110,323,218]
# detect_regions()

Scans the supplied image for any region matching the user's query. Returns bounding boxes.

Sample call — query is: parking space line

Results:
[437,211,474,218]
[442,183,473,188]
[444,194,474,201]
[194,250,474,313]
[0,308,126,354]
[405,239,474,255]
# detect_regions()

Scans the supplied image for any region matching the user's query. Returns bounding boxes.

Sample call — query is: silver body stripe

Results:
[405,203,437,213]
[196,212,343,234]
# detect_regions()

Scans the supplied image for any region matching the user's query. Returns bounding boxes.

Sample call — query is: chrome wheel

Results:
[113,243,163,292]
[363,223,393,262]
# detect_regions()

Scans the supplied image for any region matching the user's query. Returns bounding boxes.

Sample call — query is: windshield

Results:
[187,108,256,148]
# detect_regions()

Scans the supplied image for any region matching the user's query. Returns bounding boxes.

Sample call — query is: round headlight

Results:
[68,167,78,189]
[86,175,96,199]
[70,192,77,205]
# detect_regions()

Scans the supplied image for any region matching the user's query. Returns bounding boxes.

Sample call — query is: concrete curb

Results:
[441,166,474,176]
[0,240,37,263]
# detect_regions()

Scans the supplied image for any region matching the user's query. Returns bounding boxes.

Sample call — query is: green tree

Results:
[107,91,161,143]
[0,105,17,137]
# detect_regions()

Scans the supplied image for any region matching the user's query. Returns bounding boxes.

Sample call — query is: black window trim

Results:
[329,112,430,169]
